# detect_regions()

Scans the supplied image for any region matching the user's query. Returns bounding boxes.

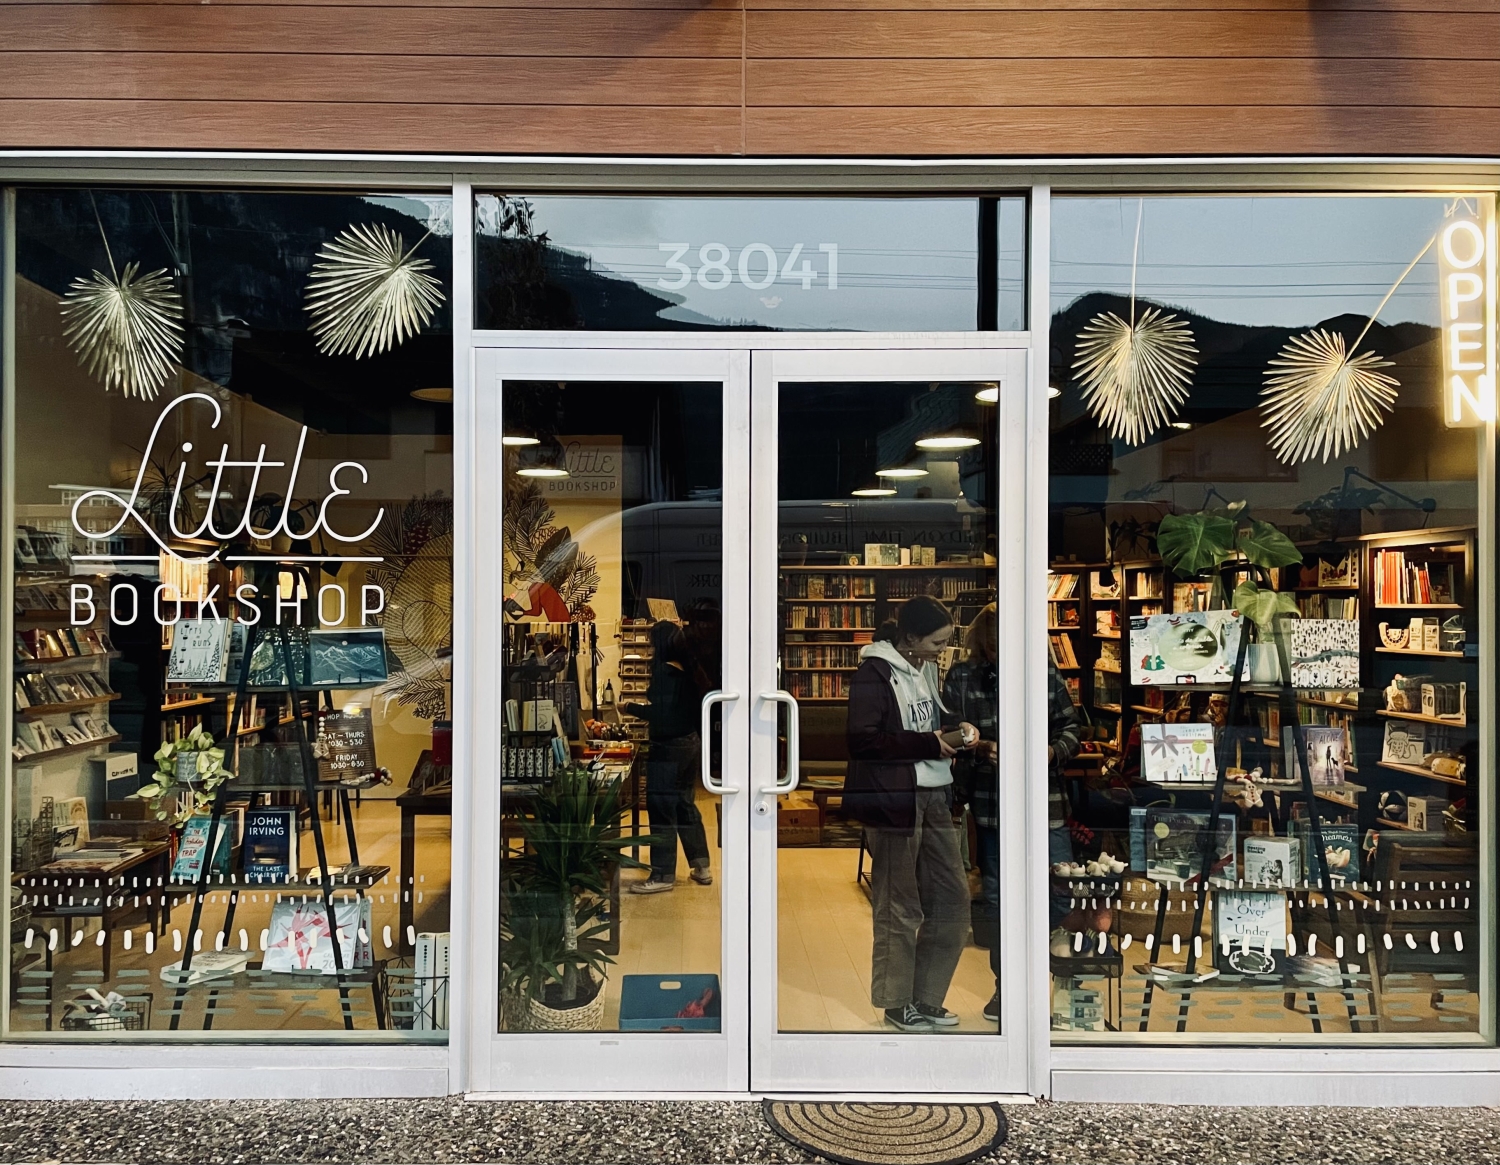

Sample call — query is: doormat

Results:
[761,1099,1007,1165]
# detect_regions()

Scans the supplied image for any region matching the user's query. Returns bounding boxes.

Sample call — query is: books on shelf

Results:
[1296,593,1357,620]
[1374,549,1457,606]
[1284,725,1346,786]
[14,626,113,663]
[785,604,874,630]
[785,672,851,699]
[243,807,298,884]
[784,644,861,668]
[1144,808,1236,885]
[170,815,234,882]
[1047,572,1080,600]
[785,573,875,599]
[167,619,231,683]
[1047,633,1079,669]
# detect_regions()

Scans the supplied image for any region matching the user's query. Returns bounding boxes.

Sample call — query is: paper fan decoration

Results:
[1258,233,1433,464]
[60,259,184,400]
[305,223,445,359]
[1074,306,1198,445]
[1072,199,1197,445]
[1261,330,1399,464]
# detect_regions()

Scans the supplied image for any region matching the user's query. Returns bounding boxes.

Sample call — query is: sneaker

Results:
[912,1001,960,1027]
[690,867,713,885]
[983,992,1000,1023]
[883,1004,934,1032]
[630,877,676,894]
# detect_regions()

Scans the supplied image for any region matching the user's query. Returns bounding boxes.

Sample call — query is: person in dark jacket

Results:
[941,603,1001,1021]
[845,595,976,1033]
[624,620,711,893]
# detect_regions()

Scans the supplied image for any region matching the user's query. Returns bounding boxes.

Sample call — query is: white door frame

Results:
[464,333,1042,1097]
[747,346,1032,1095]
[466,345,752,1093]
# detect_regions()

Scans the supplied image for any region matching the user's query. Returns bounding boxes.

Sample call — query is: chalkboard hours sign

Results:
[315,709,377,784]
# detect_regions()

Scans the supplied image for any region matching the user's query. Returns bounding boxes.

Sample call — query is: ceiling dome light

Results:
[410,387,452,403]
[915,436,980,450]
[502,435,540,446]
[875,467,929,479]
[851,487,897,497]
[517,467,568,478]
[975,385,999,404]
[1169,421,1194,430]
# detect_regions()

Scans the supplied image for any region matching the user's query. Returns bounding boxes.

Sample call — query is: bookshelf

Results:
[1046,567,1085,707]
[780,564,994,704]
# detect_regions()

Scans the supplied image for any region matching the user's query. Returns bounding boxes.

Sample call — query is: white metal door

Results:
[469,346,752,1092]
[747,347,1032,1094]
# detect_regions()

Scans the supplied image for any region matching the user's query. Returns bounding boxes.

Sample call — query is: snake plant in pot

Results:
[500,761,654,1031]
[1155,499,1304,682]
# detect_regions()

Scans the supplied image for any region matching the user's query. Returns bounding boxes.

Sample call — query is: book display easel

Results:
[1051,525,1479,1035]
[162,566,391,1032]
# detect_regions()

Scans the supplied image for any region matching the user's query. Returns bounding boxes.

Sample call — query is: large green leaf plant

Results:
[1156,500,1303,635]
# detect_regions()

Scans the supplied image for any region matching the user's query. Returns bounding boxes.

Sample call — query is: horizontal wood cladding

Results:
[747,58,1500,107]
[1,5,744,55]
[0,53,744,106]
[744,11,1500,58]
[0,99,746,153]
[1,1,1496,156]
[745,105,1500,155]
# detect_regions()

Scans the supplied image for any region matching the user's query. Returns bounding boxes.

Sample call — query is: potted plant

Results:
[134,724,233,827]
[499,762,652,1031]
[1155,498,1304,681]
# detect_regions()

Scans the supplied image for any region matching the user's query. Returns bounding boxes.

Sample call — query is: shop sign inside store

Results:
[1440,204,1497,427]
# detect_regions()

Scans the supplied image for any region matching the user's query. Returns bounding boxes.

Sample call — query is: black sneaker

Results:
[912,1001,961,1027]
[884,1004,934,1032]
[983,992,1000,1023]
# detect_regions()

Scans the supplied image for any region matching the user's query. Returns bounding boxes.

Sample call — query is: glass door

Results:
[748,347,1032,1093]
[470,346,751,1092]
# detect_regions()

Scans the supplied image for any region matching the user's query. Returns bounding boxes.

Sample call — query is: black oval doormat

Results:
[762,1099,1008,1165]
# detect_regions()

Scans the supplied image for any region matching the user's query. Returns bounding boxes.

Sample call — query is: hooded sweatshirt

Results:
[857,640,952,789]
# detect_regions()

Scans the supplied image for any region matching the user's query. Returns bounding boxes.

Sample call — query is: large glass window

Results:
[1047,195,1494,1043]
[475,195,1026,332]
[7,189,454,1038]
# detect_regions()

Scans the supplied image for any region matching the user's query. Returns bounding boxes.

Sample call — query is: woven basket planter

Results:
[503,975,607,1032]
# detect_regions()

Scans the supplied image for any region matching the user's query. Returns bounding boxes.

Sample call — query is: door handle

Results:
[700,689,740,794]
[760,690,801,797]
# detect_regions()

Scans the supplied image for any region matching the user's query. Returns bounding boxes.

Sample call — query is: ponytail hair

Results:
[873,619,899,643]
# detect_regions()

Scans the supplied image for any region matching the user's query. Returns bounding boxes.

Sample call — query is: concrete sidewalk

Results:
[0,1099,1496,1164]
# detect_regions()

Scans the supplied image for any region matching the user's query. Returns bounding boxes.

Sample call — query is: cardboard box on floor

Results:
[778,791,822,846]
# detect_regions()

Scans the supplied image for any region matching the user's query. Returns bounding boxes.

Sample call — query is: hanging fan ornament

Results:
[59,197,184,400]
[305,222,445,359]
[1072,200,1198,445]
[1259,236,1432,465]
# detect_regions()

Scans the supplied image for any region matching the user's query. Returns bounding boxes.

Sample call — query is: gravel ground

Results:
[0,1099,1498,1164]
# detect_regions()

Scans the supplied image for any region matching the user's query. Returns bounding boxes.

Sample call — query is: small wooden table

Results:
[19,840,173,981]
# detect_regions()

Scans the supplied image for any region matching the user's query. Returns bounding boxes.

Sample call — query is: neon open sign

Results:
[1440,203,1498,428]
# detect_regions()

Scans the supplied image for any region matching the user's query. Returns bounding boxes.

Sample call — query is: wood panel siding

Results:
[0,0,1495,156]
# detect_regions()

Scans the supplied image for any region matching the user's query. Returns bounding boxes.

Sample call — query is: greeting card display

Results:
[1140,723,1217,784]
[1130,611,1245,686]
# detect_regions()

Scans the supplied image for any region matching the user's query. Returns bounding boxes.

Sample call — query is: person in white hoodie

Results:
[844,595,977,1032]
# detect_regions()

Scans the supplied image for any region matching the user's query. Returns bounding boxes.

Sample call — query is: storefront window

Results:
[475,196,988,332]
[7,188,454,1038]
[1048,195,1494,1042]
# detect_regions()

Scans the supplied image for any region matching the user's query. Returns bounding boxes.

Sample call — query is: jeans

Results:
[645,733,710,879]
[1049,824,1074,927]
[975,824,999,979]
[866,787,971,1011]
